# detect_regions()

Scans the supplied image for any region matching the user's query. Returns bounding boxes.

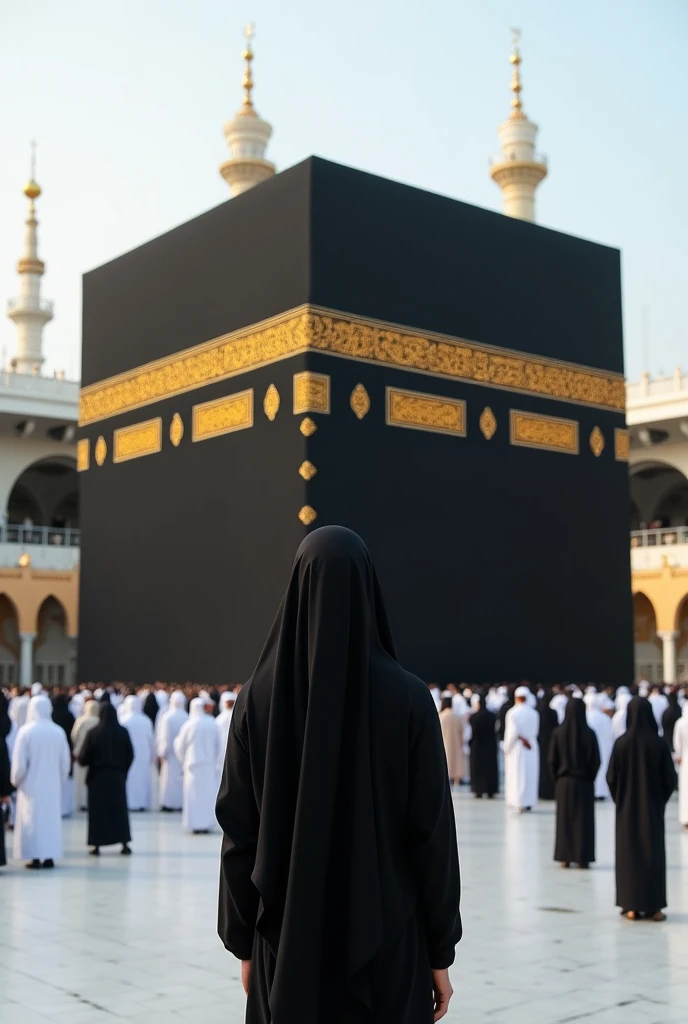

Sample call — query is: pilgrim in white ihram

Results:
[156,690,189,811]
[121,695,156,811]
[174,697,221,833]
[673,704,688,828]
[503,686,540,811]
[586,694,614,799]
[10,695,71,866]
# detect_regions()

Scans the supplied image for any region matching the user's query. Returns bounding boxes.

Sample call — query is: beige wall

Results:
[0,565,78,636]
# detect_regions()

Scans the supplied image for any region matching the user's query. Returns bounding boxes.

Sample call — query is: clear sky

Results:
[1,0,685,382]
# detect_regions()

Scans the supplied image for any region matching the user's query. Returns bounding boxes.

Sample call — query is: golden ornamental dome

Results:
[23,179,41,200]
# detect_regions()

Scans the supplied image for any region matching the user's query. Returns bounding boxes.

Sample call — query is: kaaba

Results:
[77,157,632,686]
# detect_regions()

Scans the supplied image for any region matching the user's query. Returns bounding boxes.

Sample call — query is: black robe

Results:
[0,693,12,868]
[216,526,461,1024]
[549,698,600,865]
[497,695,514,743]
[537,697,559,800]
[142,691,159,726]
[661,694,682,752]
[606,697,677,913]
[79,703,134,847]
[469,700,498,797]
[52,694,75,776]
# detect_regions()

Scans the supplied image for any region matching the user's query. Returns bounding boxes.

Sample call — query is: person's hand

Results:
[677,757,682,766]
[431,967,453,1021]
[241,959,251,996]
[520,736,532,750]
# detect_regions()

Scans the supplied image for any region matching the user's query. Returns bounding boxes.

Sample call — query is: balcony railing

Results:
[0,525,80,548]
[630,527,688,548]
[626,369,688,402]
[7,297,54,317]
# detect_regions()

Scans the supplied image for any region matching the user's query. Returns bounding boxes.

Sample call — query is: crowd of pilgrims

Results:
[0,681,241,867]
[433,679,686,921]
[1,676,686,922]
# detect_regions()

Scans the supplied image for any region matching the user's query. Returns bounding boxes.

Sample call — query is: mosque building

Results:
[0,31,682,685]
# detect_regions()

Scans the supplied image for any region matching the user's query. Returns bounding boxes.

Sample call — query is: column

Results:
[657,630,679,684]
[19,632,36,689]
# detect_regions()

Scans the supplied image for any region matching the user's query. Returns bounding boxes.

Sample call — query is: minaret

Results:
[7,143,53,375]
[489,30,547,223]
[219,24,275,197]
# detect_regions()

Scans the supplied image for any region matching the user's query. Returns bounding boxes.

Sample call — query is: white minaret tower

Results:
[489,30,547,223]
[219,24,275,197]
[7,143,53,375]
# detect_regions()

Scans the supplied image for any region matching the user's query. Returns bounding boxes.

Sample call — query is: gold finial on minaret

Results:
[241,23,256,112]
[509,28,525,119]
[23,140,41,214]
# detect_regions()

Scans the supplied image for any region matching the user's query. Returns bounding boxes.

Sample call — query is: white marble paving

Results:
[1,789,686,1023]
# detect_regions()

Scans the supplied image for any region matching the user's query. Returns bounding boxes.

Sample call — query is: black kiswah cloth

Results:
[216,526,461,1024]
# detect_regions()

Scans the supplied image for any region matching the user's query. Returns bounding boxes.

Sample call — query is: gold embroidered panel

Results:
[615,429,630,462]
[77,439,90,472]
[510,410,579,455]
[113,418,163,463]
[386,387,466,437]
[95,436,107,466]
[293,371,330,414]
[192,389,254,442]
[79,306,626,426]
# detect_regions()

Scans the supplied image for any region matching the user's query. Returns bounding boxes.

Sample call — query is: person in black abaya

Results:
[51,690,75,749]
[0,692,12,867]
[497,686,515,743]
[216,526,461,1024]
[537,691,559,800]
[606,697,677,920]
[469,693,498,798]
[661,690,682,751]
[142,691,159,727]
[549,697,600,868]
[79,702,134,855]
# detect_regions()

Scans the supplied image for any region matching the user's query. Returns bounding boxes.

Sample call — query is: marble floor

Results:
[1,790,687,1024]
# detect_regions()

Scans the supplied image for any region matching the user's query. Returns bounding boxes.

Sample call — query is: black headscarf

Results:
[0,692,12,798]
[625,695,659,737]
[51,692,75,747]
[0,691,10,742]
[222,526,397,1018]
[554,696,599,775]
[661,691,682,750]
[80,701,134,770]
[142,691,159,725]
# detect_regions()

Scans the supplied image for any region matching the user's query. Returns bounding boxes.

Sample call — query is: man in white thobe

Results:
[121,695,155,811]
[157,691,188,811]
[673,704,688,828]
[10,695,70,868]
[174,697,220,833]
[649,686,669,735]
[550,686,569,724]
[612,691,632,740]
[9,688,29,728]
[216,691,236,774]
[586,694,614,799]
[503,686,539,811]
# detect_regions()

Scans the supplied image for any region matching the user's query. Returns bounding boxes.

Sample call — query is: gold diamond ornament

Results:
[590,426,605,457]
[350,383,370,419]
[170,413,184,447]
[263,384,280,421]
[95,436,108,466]
[298,505,317,525]
[299,460,317,481]
[300,417,317,437]
[479,407,497,440]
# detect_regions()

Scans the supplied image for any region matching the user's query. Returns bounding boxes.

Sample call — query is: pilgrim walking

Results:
[174,696,220,833]
[606,697,677,921]
[71,698,100,811]
[78,702,134,855]
[468,693,499,798]
[11,695,70,868]
[157,690,188,811]
[121,695,155,811]
[549,697,600,868]
[216,527,461,1024]
[503,686,540,811]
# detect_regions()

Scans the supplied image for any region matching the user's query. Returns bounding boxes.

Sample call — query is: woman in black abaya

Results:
[537,691,559,800]
[606,697,677,920]
[216,527,461,1024]
[661,690,682,751]
[79,702,134,855]
[549,697,600,868]
[469,693,498,798]
[0,692,12,867]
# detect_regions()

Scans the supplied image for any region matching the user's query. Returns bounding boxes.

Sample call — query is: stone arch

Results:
[5,455,78,528]
[629,459,688,528]
[34,594,72,688]
[633,591,662,683]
